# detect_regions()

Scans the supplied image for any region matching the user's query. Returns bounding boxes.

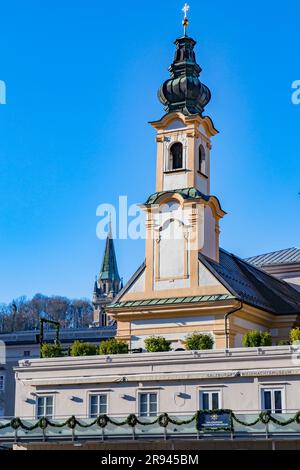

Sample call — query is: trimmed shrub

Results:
[185,333,214,351]
[278,340,290,346]
[98,338,128,355]
[70,340,98,357]
[242,330,272,347]
[40,342,63,358]
[290,328,300,345]
[144,336,172,353]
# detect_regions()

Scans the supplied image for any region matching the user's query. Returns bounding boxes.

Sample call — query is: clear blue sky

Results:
[0,1,299,303]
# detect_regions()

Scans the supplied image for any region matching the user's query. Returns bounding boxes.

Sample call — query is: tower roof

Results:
[98,229,121,283]
[158,34,211,116]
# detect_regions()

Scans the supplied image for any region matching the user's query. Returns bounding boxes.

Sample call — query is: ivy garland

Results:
[1,410,300,433]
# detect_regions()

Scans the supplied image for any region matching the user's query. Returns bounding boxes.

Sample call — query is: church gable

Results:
[115,258,229,304]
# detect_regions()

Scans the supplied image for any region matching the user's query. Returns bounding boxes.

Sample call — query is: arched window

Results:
[170,142,183,170]
[199,144,206,175]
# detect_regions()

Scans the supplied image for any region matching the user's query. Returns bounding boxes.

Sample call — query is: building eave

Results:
[149,112,218,137]
[107,293,236,312]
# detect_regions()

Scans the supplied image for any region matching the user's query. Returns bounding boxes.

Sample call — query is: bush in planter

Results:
[290,328,300,345]
[40,342,63,358]
[70,340,98,357]
[98,338,128,355]
[144,336,171,353]
[278,339,290,346]
[242,330,272,347]
[185,333,214,351]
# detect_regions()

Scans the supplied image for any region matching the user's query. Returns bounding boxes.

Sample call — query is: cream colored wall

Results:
[126,270,145,294]
[198,261,221,287]
[14,347,300,418]
[165,119,186,130]
[127,314,219,350]
[196,173,209,195]
[155,278,190,291]
[203,206,217,260]
[194,132,210,195]
[234,317,269,333]
[158,221,185,278]
[163,172,188,191]
[130,315,215,350]
[130,316,215,330]
[234,333,244,348]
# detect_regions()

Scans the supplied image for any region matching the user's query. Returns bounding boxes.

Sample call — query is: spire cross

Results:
[182,3,190,18]
[182,3,190,36]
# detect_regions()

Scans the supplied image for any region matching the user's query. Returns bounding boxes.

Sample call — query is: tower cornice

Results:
[149,112,218,138]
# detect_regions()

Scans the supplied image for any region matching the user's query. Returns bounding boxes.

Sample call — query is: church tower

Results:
[141,13,225,292]
[107,6,300,350]
[107,9,232,348]
[93,224,122,327]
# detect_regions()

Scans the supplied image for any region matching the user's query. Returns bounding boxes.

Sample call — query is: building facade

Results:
[13,346,300,419]
[0,327,115,418]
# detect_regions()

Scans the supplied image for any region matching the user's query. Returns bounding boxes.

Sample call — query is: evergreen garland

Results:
[1,410,300,433]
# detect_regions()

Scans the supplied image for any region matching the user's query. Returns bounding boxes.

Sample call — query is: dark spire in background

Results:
[158,6,211,116]
[98,228,121,284]
[93,276,98,294]
[92,220,121,327]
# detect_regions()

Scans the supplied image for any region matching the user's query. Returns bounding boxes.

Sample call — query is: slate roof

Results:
[200,249,300,315]
[110,249,300,316]
[246,248,300,267]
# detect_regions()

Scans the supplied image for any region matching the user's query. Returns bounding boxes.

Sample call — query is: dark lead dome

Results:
[158,36,211,116]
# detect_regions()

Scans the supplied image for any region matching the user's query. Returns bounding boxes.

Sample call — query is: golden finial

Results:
[182,3,190,36]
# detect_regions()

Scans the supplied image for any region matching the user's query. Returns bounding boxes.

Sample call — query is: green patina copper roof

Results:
[99,233,120,283]
[109,294,235,309]
[158,35,211,116]
[145,187,211,205]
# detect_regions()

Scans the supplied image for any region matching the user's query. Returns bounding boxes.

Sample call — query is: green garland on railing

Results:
[1,410,300,433]
[231,410,300,427]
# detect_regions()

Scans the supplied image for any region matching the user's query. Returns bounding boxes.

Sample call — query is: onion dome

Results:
[158,35,211,116]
